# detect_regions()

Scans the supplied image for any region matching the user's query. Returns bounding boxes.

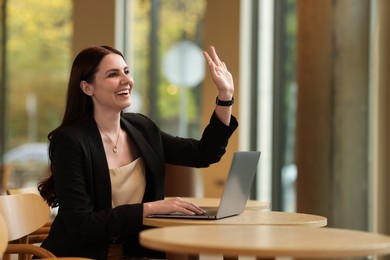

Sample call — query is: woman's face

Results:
[82,53,134,113]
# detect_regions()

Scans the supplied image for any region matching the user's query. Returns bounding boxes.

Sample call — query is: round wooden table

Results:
[140,225,390,259]
[144,210,327,228]
[167,197,269,211]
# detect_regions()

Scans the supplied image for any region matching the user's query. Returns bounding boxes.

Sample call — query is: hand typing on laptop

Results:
[143,197,206,217]
[148,151,261,220]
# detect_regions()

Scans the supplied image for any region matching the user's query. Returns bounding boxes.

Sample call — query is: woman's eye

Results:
[109,72,119,78]
[124,69,130,75]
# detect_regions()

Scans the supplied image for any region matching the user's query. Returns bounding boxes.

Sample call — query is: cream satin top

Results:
[109,157,146,207]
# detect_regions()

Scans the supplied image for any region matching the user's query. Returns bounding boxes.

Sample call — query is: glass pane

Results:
[3,0,72,190]
[125,0,206,138]
[274,0,297,212]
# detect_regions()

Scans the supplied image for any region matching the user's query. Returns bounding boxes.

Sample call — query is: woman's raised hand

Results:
[203,46,234,98]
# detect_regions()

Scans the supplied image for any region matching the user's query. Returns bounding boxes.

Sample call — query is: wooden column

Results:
[376,0,390,238]
[296,0,370,230]
[72,0,115,54]
[202,0,240,197]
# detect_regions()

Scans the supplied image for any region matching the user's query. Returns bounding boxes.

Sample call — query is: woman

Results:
[38,45,237,259]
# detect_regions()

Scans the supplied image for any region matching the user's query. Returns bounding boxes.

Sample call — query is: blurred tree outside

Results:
[6,0,71,149]
[2,0,71,189]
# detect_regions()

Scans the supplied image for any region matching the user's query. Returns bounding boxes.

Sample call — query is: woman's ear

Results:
[80,80,93,96]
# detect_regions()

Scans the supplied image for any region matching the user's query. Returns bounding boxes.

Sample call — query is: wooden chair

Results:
[165,164,203,197]
[7,187,53,244]
[7,186,40,196]
[0,214,8,255]
[0,193,56,259]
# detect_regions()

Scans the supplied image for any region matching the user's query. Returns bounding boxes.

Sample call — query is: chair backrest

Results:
[6,186,40,195]
[7,187,58,220]
[0,214,8,255]
[0,193,50,241]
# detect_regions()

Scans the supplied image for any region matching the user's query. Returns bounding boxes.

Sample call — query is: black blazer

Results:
[41,111,238,259]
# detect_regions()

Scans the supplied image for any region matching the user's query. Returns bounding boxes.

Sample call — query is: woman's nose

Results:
[120,73,132,85]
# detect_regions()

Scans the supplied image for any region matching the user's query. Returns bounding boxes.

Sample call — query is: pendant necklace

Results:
[96,123,121,154]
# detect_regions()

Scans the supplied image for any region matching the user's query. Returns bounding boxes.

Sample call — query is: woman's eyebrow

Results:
[104,67,129,75]
[104,68,120,75]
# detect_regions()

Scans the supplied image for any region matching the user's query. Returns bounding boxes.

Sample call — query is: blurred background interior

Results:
[0,0,390,239]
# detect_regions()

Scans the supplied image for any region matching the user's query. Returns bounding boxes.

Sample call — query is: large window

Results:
[0,0,298,211]
[1,0,72,191]
[0,0,206,193]
[252,0,297,212]
[273,0,297,212]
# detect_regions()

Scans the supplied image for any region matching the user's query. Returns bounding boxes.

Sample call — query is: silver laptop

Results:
[150,151,261,220]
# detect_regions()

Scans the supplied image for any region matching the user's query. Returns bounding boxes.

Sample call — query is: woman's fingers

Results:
[168,197,206,215]
[143,198,207,217]
[209,46,221,64]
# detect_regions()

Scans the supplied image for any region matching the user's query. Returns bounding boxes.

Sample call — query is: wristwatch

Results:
[216,96,234,106]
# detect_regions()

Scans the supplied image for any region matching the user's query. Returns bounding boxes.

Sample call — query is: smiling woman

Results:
[80,52,134,119]
[36,45,238,259]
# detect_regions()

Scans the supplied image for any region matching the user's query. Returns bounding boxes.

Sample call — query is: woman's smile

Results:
[115,89,130,96]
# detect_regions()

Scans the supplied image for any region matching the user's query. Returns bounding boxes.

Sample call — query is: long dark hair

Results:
[38,46,125,207]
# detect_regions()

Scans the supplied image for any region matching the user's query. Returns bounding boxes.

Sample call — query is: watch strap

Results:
[216,96,234,106]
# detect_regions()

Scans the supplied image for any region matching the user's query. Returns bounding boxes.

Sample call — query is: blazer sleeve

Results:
[162,111,238,166]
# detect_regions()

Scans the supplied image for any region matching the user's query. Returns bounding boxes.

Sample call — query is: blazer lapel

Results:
[84,118,112,208]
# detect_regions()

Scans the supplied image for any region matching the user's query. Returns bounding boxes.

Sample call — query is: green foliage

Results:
[6,0,71,148]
